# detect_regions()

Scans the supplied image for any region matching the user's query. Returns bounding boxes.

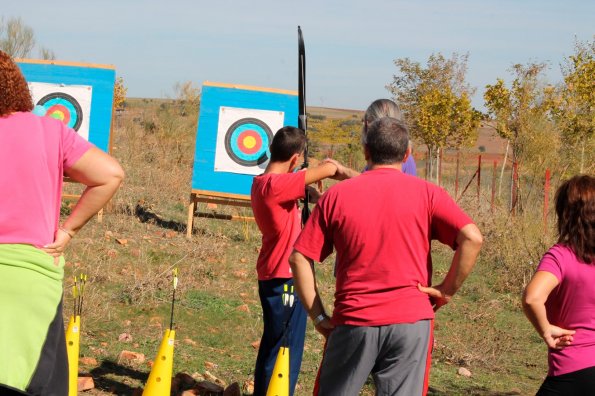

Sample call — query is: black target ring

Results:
[224,117,273,166]
[37,92,84,131]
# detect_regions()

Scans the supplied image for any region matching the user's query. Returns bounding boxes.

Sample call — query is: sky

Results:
[3,0,593,111]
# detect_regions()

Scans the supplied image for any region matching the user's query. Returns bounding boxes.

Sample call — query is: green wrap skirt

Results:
[0,244,68,396]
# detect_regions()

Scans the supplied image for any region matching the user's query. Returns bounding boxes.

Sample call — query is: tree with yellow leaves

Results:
[387,53,480,182]
[484,62,567,183]
[113,77,127,110]
[484,63,562,212]
[549,39,594,173]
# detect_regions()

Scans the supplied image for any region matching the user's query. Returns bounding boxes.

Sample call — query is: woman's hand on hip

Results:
[543,325,575,350]
[42,229,72,265]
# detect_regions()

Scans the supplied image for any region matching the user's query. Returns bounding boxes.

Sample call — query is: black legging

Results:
[537,366,595,396]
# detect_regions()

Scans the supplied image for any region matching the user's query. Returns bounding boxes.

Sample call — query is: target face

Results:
[28,82,92,141]
[36,92,84,131]
[224,118,273,166]
[214,106,284,175]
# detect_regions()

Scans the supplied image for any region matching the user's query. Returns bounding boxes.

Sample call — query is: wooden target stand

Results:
[62,180,105,223]
[186,190,254,238]
[185,81,299,238]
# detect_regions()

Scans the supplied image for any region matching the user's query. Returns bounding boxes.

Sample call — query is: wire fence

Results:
[416,151,558,233]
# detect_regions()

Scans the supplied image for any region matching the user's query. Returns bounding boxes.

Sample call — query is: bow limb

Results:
[298,26,310,226]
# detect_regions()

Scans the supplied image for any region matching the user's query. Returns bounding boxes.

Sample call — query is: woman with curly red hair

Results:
[0,50,124,395]
[523,175,595,395]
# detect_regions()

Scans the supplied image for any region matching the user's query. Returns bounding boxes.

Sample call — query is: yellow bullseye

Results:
[243,135,257,149]
[50,111,65,121]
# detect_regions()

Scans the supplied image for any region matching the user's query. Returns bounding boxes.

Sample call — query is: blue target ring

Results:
[225,118,273,166]
[36,92,83,131]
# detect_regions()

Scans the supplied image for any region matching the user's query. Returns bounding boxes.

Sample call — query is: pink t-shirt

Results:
[251,171,305,280]
[0,112,93,247]
[294,168,473,326]
[537,244,595,376]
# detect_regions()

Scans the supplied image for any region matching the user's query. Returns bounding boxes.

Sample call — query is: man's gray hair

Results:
[365,117,409,165]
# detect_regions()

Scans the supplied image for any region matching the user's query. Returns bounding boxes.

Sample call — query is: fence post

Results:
[455,151,460,198]
[477,155,482,208]
[499,140,509,198]
[544,168,551,234]
[491,160,497,213]
[511,161,519,215]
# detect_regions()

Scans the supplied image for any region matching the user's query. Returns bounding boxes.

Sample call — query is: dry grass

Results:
[58,99,561,395]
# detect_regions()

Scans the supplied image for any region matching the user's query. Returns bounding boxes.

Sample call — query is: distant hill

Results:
[307,106,507,156]
[474,122,508,156]
[307,106,363,120]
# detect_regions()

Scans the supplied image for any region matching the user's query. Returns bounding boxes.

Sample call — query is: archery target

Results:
[36,92,83,130]
[28,82,92,141]
[215,107,284,175]
[224,118,273,166]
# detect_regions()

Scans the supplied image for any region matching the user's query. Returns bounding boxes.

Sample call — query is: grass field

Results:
[61,98,550,395]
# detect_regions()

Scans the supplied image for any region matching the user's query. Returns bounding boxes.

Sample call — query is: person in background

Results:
[523,175,595,395]
[358,98,417,176]
[0,50,124,396]
[250,126,352,395]
[290,117,482,395]
[402,140,417,176]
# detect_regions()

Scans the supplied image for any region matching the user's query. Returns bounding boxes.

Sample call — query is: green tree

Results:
[387,53,480,181]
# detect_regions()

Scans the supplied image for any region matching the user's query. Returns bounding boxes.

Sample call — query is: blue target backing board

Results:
[192,82,298,198]
[16,59,116,152]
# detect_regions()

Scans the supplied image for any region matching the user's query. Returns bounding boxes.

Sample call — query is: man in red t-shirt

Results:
[290,117,483,396]
[251,126,349,395]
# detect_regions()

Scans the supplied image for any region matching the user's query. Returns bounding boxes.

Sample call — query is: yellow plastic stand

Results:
[142,329,176,395]
[266,346,290,396]
[65,315,81,396]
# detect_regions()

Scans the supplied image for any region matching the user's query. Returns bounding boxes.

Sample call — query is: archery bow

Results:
[298,26,310,226]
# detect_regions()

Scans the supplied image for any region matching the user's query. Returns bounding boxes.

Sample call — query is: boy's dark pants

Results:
[253,278,307,396]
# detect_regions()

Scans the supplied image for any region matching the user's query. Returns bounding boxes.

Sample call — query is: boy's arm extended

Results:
[304,162,338,185]
[322,158,360,180]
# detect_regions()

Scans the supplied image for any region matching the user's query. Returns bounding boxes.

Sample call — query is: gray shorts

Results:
[315,319,433,396]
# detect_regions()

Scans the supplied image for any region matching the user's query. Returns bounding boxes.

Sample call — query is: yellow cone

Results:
[65,315,81,396]
[142,329,176,395]
[266,346,290,396]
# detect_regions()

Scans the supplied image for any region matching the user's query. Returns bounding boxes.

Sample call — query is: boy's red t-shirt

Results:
[251,171,305,280]
[294,168,473,326]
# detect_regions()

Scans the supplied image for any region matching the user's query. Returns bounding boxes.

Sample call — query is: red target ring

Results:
[224,118,273,166]
[237,130,263,155]
[36,92,83,131]
[45,104,72,124]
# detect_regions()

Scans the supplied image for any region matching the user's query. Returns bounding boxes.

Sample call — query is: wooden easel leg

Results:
[187,194,196,239]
